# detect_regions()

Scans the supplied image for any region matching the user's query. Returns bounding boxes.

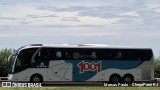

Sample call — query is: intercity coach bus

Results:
[8,44,154,84]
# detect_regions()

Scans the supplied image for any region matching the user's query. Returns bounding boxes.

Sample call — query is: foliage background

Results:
[154,57,160,78]
[0,48,12,77]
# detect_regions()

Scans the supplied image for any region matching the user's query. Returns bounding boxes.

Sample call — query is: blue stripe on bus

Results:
[65,60,143,81]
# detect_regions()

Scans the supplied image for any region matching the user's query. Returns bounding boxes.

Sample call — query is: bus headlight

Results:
[8,74,13,81]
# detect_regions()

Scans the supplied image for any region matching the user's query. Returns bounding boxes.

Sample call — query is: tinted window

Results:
[14,48,38,73]
[33,48,153,61]
[34,48,55,61]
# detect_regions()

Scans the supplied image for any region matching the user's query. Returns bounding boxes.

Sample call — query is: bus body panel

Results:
[10,60,154,82]
[47,60,73,81]
[8,44,154,83]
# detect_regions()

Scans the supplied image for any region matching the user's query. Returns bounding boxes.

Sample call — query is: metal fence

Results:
[154,78,160,81]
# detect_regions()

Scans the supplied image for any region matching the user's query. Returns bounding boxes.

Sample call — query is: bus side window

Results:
[65,52,72,59]
[92,52,97,59]
[35,51,41,61]
[73,52,80,60]
[115,52,122,60]
[56,51,62,59]
[34,48,51,61]
[41,49,49,61]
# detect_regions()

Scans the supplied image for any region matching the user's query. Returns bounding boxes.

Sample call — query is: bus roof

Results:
[21,44,152,50]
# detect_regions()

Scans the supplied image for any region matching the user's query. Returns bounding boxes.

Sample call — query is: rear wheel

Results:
[109,74,121,84]
[122,75,134,84]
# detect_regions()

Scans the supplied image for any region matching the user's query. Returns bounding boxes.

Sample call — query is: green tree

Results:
[154,57,160,78]
[0,48,12,77]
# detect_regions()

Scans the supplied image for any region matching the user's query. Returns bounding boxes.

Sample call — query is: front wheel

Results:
[30,74,43,83]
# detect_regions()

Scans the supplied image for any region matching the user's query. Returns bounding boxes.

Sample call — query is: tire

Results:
[109,74,121,84]
[30,74,43,83]
[122,75,134,84]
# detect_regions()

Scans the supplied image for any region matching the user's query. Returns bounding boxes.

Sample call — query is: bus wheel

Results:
[30,74,43,83]
[109,74,121,84]
[122,74,134,84]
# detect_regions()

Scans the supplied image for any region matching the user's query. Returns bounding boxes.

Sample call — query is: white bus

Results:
[8,44,154,84]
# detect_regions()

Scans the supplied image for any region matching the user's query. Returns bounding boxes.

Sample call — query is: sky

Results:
[0,0,160,57]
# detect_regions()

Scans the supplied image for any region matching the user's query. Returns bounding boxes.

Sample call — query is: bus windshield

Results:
[13,48,38,73]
